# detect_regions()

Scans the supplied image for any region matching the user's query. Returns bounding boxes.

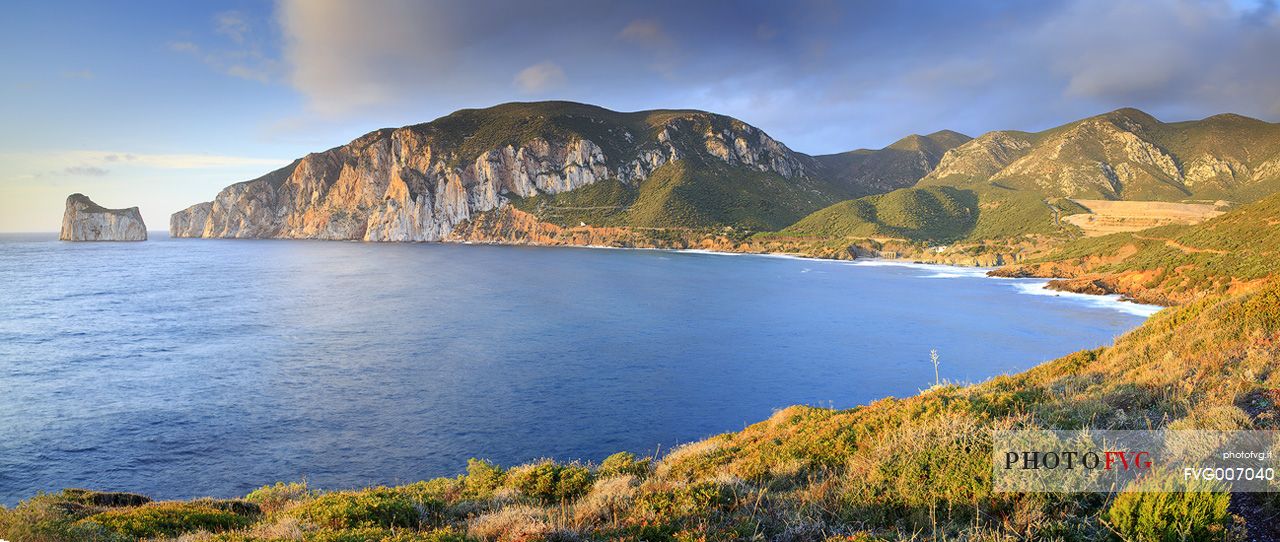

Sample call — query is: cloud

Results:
[618,19,671,47]
[2,151,287,172]
[63,166,109,177]
[168,41,199,53]
[215,11,250,44]
[269,0,1280,153]
[1029,0,1280,117]
[170,10,279,84]
[514,62,566,93]
[755,23,778,41]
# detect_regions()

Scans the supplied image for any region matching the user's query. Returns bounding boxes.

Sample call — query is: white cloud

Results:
[514,62,566,93]
[1033,0,1280,112]
[278,0,456,115]
[168,41,199,53]
[267,0,1280,152]
[1,151,287,173]
[170,11,279,84]
[63,165,109,177]
[215,11,250,44]
[618,19,671,47]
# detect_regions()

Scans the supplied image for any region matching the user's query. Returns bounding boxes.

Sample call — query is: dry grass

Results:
[467,504,559,542]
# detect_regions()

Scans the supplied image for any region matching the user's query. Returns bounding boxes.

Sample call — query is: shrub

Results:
[598,452,651,479]
[0,494,124,542]
[289,488,426,530]
[504,461,594,503]
[59,489,151,508]
[245,481,316,514]
[1106,475,1232,542]
[80,501,253,539]
[286,526,471,542]
[464,459,507,498]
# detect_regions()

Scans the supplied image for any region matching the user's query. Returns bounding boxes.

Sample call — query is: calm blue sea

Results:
[0,233,1156,505]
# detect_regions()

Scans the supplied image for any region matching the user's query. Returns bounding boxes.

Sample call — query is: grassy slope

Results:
[998,190,1280,303]
[510,158,845,232]
[775,185,1084,244]
[6,279,1278,541]
[779,186,978,242]
[813,130,972,197]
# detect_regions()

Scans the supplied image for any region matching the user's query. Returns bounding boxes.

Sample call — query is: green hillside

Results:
[814,130,971,196]
[999,190,1280,303]
[781,186,976,241]
[510,158,846,231]
[780,185,1084,243]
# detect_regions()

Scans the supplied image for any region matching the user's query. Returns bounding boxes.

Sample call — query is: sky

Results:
[2,0,1279,232]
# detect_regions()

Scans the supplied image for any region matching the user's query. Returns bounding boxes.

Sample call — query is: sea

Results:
[0,233,1159,504]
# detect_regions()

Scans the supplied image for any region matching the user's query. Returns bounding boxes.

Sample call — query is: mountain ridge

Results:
[919,107,1280,200]
[170,102,1280,256]
[812,130,972,196]
[171,101,846,240]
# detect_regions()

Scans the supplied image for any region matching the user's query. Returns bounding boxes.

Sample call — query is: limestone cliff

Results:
[60,194,147,241]
[171,101,820,241]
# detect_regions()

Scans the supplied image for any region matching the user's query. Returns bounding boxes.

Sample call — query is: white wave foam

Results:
[848,258,1161,317]
[1011,281,1163,317]
[848,259,992,279]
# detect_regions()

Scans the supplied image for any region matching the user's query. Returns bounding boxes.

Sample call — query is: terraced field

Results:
[1063,199,1227,236]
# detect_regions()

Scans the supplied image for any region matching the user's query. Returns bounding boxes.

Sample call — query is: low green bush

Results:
[0,493,123,542]
[598,452,651,479]
[289,488,426,530]
[245,481,316,513]
[463,458,506,498]
[286,526,471,542]
[1106,475,1232,542]
[504,460,594,503]
[59,489,151,508]
[80,501,253,539]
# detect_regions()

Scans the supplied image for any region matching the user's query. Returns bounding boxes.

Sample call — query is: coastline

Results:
[454,238,1166,317]
[164,232,1171,317]
[34,226,1159,315]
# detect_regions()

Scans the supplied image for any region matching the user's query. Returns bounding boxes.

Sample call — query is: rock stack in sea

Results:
[59,193,147,241]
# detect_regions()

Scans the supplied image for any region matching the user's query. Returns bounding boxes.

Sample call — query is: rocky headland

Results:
[60,193,147,242]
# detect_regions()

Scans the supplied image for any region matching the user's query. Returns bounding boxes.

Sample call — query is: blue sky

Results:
[3,0,1278,232]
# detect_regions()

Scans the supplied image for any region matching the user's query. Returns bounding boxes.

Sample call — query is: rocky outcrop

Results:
[170,202,211,237]
[920,108,1280,200]
[60,193,147,241]
[171,102,814,241]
